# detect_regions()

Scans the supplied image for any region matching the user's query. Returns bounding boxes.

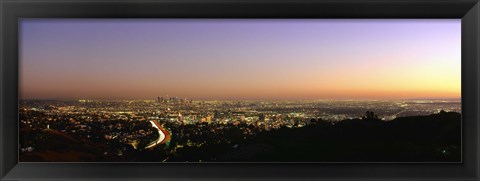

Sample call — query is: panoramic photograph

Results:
[19,19,461,162]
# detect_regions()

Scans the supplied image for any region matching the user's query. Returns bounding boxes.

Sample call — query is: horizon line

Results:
[19,97,462,101]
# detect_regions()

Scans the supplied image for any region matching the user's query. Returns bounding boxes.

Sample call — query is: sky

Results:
[20,19,461,100]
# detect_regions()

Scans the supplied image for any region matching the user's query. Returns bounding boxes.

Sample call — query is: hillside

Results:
[213,111,461,162]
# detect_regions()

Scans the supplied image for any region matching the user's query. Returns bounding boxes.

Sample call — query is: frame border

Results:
[1,0,479,180]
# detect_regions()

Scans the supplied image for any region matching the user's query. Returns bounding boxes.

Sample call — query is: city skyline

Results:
[20,19,461,100]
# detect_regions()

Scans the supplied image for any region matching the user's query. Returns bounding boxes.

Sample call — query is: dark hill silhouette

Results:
[214,111,461,162]
[19,129,106,161]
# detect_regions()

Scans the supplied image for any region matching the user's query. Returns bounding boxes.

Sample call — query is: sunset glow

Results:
[20,19,461,100]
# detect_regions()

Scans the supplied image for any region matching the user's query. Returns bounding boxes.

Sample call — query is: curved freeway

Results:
[144,120,171,149]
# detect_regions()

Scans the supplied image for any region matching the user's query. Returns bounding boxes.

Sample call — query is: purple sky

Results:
[20,19,461,100]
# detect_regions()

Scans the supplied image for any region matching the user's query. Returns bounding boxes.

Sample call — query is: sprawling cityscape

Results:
[19,19,461,162]
[19,98,461,162]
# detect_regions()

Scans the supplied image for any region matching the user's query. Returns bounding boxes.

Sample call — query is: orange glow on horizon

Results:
[19,19,461,100]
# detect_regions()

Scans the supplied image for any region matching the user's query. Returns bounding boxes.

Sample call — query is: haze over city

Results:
[20,19,460,100]
[19,19,462,162]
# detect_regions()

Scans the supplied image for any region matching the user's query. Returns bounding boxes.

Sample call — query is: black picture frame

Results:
[1,0,479,180]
